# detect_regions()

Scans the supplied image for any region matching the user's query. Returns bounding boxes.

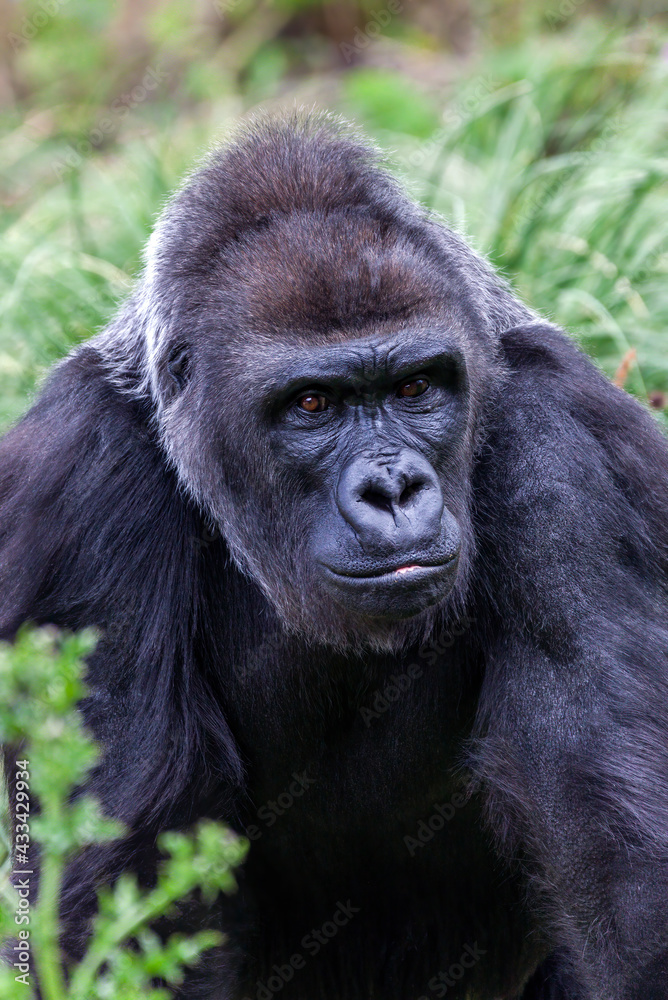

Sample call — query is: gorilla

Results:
[1,113,668,1000]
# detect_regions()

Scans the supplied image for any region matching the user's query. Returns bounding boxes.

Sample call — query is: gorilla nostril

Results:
[360,488,394,514]
[399,480,426,506]
[337,451,444,537]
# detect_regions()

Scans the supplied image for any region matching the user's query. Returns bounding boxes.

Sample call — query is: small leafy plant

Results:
[0,627,246,1000]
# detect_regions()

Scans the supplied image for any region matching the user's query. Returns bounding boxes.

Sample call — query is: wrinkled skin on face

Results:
[265,331,465,618]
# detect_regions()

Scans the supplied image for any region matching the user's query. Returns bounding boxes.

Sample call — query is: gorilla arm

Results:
[0,344,242,956]
[471,322,668,999]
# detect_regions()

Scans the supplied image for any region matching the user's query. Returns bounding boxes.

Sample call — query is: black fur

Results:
[2,113,668,999]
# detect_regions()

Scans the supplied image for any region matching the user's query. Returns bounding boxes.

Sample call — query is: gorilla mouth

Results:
[319,556,460,621]
[321,555,458,584]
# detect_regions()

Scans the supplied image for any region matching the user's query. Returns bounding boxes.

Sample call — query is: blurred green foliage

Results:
[0,628,246,1000]
[1,2,667,430]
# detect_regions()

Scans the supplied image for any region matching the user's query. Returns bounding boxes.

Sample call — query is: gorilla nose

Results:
[337,450,444,551]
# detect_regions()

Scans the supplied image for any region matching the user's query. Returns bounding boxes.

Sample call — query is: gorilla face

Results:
[155,214,481,647]
[267,331,465,621]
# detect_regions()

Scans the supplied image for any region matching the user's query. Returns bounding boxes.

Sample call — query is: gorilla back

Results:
[1,115,668,1000]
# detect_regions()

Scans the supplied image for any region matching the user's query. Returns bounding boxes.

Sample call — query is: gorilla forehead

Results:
[143,116,483,349]
[133,114,518,407]
[156,208,483,377]
[221,213,451,345]
[151,113,409,275]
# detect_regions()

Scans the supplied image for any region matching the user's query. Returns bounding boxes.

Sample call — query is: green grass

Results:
[347,22,668,406]
[1,20,667,432]
[0,139,187,428]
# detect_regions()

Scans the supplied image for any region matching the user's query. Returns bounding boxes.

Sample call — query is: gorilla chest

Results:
[237,651,480,886]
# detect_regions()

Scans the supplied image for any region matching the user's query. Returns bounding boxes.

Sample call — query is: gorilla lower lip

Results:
[320,558,459,620]
[322,557,457,583]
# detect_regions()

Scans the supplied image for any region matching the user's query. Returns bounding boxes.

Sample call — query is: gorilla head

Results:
[107,116,520,649]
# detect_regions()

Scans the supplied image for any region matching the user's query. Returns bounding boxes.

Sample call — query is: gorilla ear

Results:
[167,345,191,391]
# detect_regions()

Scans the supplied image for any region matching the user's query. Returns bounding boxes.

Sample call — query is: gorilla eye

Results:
[398,377,430,398]
[297,394,330,413]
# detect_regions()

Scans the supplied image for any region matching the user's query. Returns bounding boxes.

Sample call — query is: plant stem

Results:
[32,800,66,1000]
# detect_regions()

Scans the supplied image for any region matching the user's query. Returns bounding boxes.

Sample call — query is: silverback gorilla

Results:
[1,114,668,1000]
